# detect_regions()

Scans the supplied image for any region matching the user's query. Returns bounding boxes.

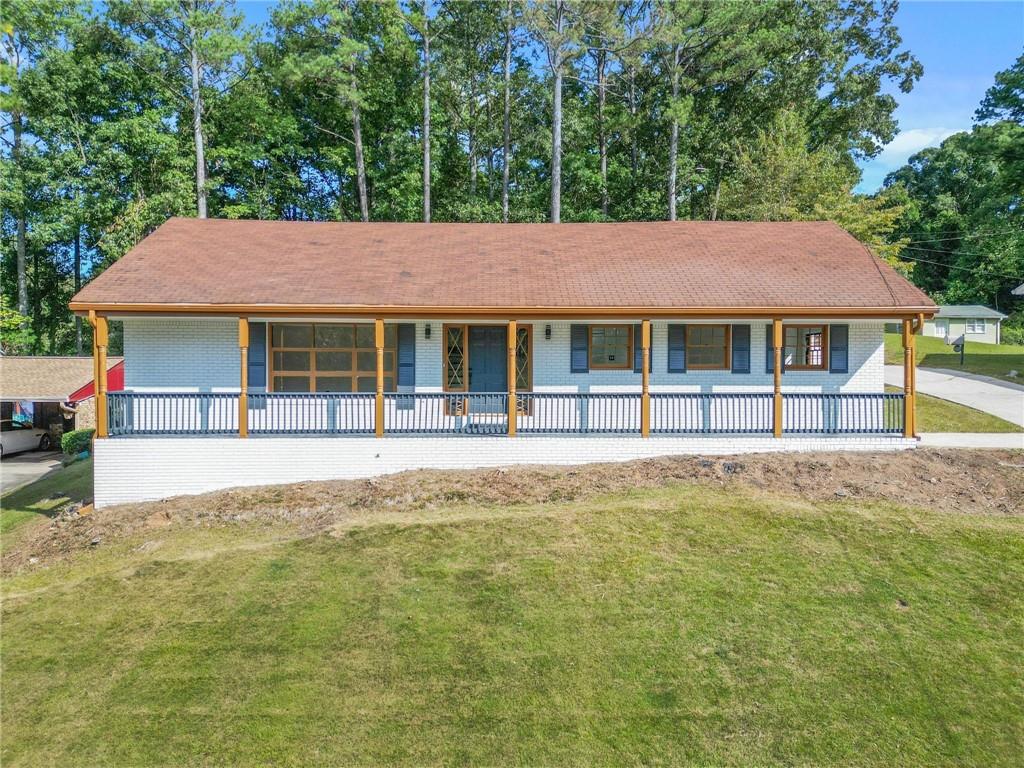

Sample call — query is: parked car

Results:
[0,419,53,458]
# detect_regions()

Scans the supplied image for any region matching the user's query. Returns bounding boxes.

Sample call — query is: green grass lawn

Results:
[0,458,93,539]
[3,471,1023,765]
[885,333,1024,383]
[885,386,1023,432]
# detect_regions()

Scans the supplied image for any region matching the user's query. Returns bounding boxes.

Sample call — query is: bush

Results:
[61,428,95,456]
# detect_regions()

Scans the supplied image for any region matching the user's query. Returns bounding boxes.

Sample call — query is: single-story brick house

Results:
[70,218,936,507]
[922,305,1008,345]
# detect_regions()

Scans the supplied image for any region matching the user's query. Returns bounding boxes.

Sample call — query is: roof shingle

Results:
[70,218,935,313]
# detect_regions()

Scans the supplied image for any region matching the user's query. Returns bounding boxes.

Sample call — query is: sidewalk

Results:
[884,365,1024,427]
[918,433,1024,449]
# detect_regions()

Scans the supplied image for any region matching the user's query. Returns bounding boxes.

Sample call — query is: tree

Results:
[977,54,1024,124]
[110,0,250,218]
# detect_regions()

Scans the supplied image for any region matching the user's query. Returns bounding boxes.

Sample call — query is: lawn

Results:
[0,458,93,539]
[885,333,1024,383]
[3,464,1023,766]
[885,386,1023,432]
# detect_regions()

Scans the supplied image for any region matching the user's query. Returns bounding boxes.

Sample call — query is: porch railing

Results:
[107,391,906,438]
[107,392,239,436]
[384,392,509,434]
[248,393,375,435]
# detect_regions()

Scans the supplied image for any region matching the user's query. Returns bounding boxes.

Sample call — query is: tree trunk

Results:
[190,36,208,219]
[74,227,83,355]
[597,48,607,218]
[13,110,28,316]
[351,95,369,222]
[667,46,680,222]
[629,66,638,187]
[550,0,565,224]
[422,6,430,223]
[502,0,512,223]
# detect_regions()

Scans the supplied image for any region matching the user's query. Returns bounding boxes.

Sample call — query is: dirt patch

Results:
[5,449,1022,573]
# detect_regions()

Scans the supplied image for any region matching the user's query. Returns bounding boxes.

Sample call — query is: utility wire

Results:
[886,252,1022,280]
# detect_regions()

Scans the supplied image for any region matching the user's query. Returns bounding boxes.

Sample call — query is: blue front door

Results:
[469,326,507,411]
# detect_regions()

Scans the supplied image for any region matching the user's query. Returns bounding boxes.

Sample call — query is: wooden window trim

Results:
[269,322,396,393]
[588,324,633,370]
[783,324,829,371]
[685,324,731,370]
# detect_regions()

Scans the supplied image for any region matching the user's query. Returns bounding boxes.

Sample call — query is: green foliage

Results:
[60,428,95,456]
[1,0,935,349]
[0,294,35,354]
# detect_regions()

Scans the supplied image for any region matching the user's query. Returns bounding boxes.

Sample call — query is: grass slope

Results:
[0,458,93,538]
[885,333,1024,383]
[884,386,1023,432]
[3,478,1023,766]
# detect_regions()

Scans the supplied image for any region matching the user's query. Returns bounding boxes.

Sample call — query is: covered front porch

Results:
[89,314,924,440]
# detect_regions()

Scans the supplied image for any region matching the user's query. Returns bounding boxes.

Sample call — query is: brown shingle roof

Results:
[70,218,934,314]
[0,356,122,401]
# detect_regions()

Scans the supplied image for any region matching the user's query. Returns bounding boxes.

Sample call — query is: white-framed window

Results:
[935,319,949,338]
[966,318,986,334]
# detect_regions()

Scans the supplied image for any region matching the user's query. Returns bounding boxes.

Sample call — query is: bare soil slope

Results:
[5,449,1021,573]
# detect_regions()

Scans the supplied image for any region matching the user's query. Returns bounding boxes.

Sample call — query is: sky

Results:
[854,0,1024,193]
[236,1,1023,195]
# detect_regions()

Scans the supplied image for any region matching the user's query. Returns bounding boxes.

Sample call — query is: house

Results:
[69,218,936,507]
[0,355,124,439]
[922,305,1008,344]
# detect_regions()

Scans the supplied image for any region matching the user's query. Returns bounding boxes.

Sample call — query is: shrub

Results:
[61,428,95,456]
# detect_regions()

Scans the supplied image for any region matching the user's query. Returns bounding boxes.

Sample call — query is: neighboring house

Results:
[922,305,1008,345]
[0,356,124,447]
[1012,283,1024,297]
[70,218,936,507]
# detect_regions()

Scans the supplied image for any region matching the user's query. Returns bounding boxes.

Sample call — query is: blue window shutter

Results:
[397,323,416,386]
[731,324,751,373]
[571,325,589,373]
[765,324,774,373]
[248,322,267,389]
[632,324,652,373]
[667,324,686,373]
[829,324,849,373]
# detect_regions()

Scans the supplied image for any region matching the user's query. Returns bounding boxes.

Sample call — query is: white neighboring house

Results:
[923,306,1008,345]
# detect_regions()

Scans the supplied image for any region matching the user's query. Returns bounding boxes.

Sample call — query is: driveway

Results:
[0,451,63,494]
[885,365,1024,427]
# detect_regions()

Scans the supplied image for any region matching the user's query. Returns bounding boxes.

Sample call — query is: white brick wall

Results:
[124,318,240,392]
[124,318,885,394]
[94,434,916,508]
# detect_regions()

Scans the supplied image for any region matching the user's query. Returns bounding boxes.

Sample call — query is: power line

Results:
[888,252,1023,280]
[893,229,1023,247]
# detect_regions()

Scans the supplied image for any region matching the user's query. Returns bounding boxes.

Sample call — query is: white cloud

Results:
[875,127,963,169]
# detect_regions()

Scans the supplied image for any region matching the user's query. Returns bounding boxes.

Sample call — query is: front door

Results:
[468,326,508,412]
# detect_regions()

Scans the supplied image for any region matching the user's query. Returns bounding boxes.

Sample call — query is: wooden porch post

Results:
[375,319,385,438]
[507,320,517,436]
[238,318,249,438]
[902,318,914,438]
[772,318,783,438]
[640,319,651,437]
[95,314,109,438]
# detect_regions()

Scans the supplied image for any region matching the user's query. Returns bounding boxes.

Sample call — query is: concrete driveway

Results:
[0,451,63,494]
[885,365,1024,427]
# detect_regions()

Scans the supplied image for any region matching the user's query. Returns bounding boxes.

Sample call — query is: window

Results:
[269,323,396,393]
[966,318,986,334]
[589,325,632,369]
[685,325,730,369]
[444,325,467,391]
[784,325,827,370]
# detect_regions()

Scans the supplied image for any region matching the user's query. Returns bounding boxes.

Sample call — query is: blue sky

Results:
[855,1,1023,192]
[236,1,1022,194]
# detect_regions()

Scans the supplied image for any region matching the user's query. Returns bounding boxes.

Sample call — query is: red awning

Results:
[67,360,125,403]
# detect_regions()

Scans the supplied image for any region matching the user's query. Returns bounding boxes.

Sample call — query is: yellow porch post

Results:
[640,319,651,437]
[95,314,109,438]
[902,318,915,438]
[375,319,385,438]
[238,318,249,438]
[507,320,517,436]
[772,318,783,438]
